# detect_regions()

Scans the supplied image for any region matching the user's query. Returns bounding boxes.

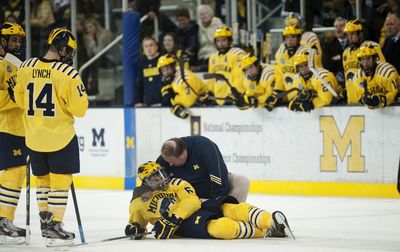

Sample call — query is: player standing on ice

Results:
[14,28,88,246]
[0,22,27,244]
[125,161,294,240]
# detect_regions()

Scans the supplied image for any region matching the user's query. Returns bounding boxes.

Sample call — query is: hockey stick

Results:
[309,68,338,97]
[70,182,86,244]
[203,73,232,88]
[25,156,31,245]
[50,231,154,248]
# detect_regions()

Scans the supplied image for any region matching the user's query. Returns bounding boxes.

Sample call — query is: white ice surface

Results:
[3,190,400,252]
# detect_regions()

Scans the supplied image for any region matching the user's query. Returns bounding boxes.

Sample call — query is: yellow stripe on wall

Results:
[250,180,400,198]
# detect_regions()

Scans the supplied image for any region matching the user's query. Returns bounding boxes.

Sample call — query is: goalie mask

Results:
[138,161,170,190]
[0,22,25,57]
[48,28,77,65]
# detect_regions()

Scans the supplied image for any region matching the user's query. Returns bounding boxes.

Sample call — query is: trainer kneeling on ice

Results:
[125,161,294,240]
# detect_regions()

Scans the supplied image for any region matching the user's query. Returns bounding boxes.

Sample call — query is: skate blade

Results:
[46,237,75,247]
[274,212,295,240]
[0,235,26,245]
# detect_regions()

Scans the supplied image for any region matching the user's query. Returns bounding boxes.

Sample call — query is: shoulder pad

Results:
[170,178,184,186]
[130,185,153,202]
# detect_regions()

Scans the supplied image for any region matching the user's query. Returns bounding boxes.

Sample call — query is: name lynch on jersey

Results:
[33,69,51,78]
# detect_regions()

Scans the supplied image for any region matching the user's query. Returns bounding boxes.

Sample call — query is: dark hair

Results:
[161,138,187,157]
[177,8,190,18]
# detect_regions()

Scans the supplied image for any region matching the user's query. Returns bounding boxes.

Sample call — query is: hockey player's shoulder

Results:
[229,47,246,56]
[20,57,40,68]
[50,62,80,79]
[376,62,397,77]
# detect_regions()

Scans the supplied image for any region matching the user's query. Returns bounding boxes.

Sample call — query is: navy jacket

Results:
[157,136,230,200]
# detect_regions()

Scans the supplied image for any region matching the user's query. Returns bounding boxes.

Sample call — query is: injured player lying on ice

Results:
[125,161,295,240]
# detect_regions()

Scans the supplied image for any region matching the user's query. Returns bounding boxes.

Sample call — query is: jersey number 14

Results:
[27,82,55,117]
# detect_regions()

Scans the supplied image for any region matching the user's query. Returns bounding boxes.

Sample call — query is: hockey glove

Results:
[125,222,146,240]
[161,84,176,106]
[297,88,316,102]
[171,104,189,119]
[154,214,182,239]
[288,99,314,112]
[197,91,216,106]
[265,91,280,111]
[244,95,258,108]
[361,93,386,109]
[7,86,15,102]
[332,91,347,104]
[231,87,249,110]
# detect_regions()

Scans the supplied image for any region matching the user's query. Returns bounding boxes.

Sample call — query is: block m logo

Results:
[320,116,365,172]
[92,128,105,147]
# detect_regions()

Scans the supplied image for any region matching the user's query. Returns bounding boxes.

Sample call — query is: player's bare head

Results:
[0,22,25,56]
[47,27,76,65]
[161,138,187,166]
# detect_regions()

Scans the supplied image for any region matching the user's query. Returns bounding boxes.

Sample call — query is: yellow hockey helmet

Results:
[344,19,363,33]
[293,52,309,67]
[213,26,233,39]
[137,161,169,190]
[284,12,303,27]
[48,28,77,49]
[1,22,25,37]
[241,54,258,69]
[157,54,176,68]
[357,45,377,58]
[282,25,302,36]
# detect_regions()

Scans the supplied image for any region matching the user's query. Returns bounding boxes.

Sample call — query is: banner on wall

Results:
[74,109,125,177]
[135,106,400,184]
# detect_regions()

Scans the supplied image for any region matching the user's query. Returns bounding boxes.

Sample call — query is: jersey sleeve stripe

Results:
[170,178,183,186]
[210,174,222,185]
[72,71,79,79]
[67,67,75,76]
[25,58,34,67]
[31,58,39,67]
[61,64,69,72]
[56,63,63,70]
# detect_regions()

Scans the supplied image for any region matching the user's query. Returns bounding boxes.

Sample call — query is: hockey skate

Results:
[265,211,295,239]
[40,211,75,247]
[0,217,26,245]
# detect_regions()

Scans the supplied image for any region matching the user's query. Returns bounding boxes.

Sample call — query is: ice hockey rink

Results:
[3,189,400,252]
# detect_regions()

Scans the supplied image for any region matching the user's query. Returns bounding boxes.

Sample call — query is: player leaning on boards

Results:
[14,28,88,246]
[351,45,399,109]
[156,135,250,204]
[125,161,294,240]
[0,22,28,244]
[288,51,342,112]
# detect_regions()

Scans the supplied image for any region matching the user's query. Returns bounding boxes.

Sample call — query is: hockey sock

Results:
[49,173,72,222]
[36,174,50,212]
[207,217,264,239]
[0,165,26,221]
[221,202,273,229]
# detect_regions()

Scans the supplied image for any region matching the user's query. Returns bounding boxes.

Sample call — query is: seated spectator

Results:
[134,37,162,108]
[382,11,400,73]
[83,17,113,95]
[30,0,55,57]
[377,0,400,46]
[175,8,199,67]
[322,17,348,88]
[197,4,224,72]
[161,32,188,69]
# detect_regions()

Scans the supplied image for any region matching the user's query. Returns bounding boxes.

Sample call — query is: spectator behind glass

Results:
[83,17,113,95]
[378,0,400,46]
[322,17,348,88]
[382,11,400,72]
[30,0,55,57]
[0,0,24,24]
[134,37,162,108]
[197,4,224,72]
[161,32,180,57]
[175,8,199,66]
